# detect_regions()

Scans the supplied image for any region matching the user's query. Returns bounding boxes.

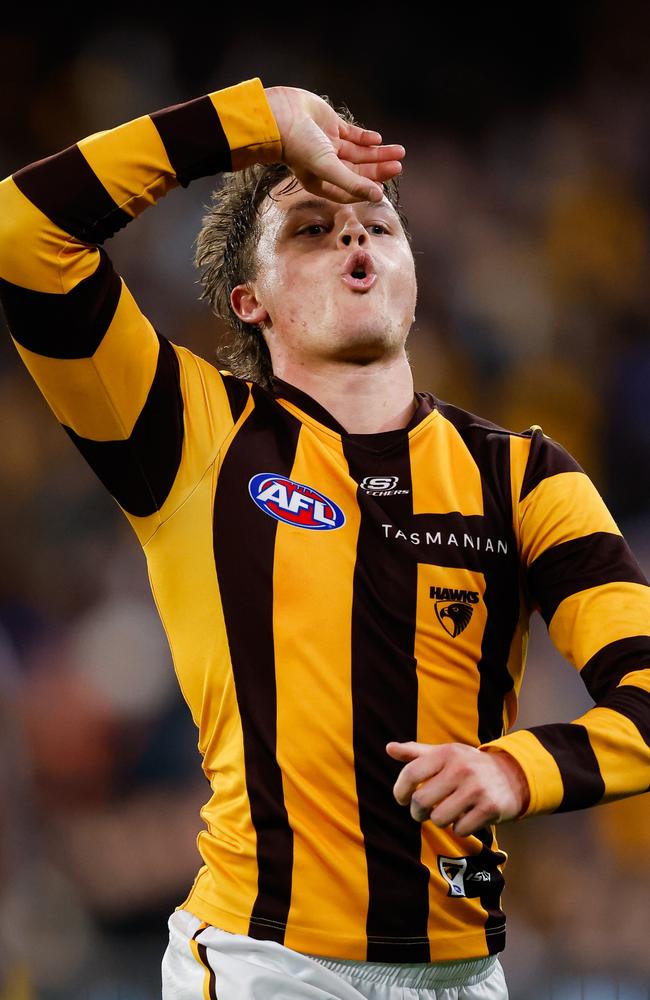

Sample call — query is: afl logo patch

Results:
[248,474,345,530]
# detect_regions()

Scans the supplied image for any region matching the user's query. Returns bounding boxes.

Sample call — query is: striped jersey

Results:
[1,76,649,964]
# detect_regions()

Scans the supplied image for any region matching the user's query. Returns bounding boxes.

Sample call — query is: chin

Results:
[330,333,401,365]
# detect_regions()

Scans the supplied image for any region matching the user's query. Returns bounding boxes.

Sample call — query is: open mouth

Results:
[341,252,377,291]
[341,271,377,290]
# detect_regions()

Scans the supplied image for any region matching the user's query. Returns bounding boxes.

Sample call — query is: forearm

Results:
[0,77,281,530]
[480,669,650,816]
[0,78,280,271]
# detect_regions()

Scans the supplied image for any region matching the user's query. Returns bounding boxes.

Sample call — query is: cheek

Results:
[270,262,328,308]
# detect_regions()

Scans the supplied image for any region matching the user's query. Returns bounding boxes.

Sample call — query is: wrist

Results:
[483,747,531,818]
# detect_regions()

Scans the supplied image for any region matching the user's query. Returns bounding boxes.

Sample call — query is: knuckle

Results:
[478,797,498,819]
[456,762,474,782]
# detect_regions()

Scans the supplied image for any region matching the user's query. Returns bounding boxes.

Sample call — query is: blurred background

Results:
[1,5,649,998]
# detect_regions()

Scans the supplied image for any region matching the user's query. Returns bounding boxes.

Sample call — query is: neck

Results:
[270,351,416,433]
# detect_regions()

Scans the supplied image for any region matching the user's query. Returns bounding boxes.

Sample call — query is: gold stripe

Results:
[509,435,532,536]
[0,176,99,291]
[549,582,650,670]
[154,351,246,526]
[209,77,282,171]
[188,935,212,1000]
[273,427,369,954]
[10,279,159,440]
[573,705,650,797]
[78,114,176,216]
[415,564,487,745]
[480,730,565,815]
[411,412,483,516]
[620,669,650,693]
[503,592,530,727]
[144,392,259,925]
[519,471,621,566]
[415,562,495,952]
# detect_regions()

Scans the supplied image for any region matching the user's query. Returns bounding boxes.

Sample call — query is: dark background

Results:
[1,6,649,997]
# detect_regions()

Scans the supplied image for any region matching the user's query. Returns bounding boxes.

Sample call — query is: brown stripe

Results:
[0,246,120,358]
[581,636,650,702]
[598,685,650,746]
[342,433,431,963]
[12,144,132,244]
[212,384,300,944]
[528,723,605,811]
[528,532,649,626]
[63,331,183,516]
[150,95,231,187]
[519,426,583,502]
[196,942,218,999]
[219,372,251,425]
[429,401,520,951]
[468,847,506,955]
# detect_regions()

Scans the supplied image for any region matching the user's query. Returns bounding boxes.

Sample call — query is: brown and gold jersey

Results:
[1,76,648,965]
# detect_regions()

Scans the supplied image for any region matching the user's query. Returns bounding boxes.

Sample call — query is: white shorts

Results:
[161,906,509,999]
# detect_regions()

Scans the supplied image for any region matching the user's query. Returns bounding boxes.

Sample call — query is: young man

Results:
[0,76,648,1000]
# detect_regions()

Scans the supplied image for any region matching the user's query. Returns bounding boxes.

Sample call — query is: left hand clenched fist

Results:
[386,741,530,837]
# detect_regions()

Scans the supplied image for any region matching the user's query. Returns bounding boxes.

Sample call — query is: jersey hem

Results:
[175,890,504,963]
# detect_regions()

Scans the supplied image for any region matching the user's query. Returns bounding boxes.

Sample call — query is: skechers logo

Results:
[430,586,480,638]
[249,474,345,530]
[360,476,409,496]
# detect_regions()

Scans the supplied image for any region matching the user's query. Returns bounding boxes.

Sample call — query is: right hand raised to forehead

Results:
[264,85,405,205]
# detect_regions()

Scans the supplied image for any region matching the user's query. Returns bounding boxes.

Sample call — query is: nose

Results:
[337,216,367,248]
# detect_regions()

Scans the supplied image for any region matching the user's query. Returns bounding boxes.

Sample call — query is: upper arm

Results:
[0,78,277,543]
[513,426,650,698]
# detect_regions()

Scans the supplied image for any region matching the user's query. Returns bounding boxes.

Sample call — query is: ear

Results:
[230,283,270,327]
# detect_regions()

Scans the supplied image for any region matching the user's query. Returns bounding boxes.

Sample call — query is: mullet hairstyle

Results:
[192,101,412,390]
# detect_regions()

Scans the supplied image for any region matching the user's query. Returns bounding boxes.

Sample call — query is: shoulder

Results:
[430,393,544,457]
[429,394,584,502]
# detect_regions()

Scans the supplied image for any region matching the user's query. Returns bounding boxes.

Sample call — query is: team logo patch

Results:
[248,473,345,530]
[430,586,479,638]
[438,855,497,898]
[439,856,468,896]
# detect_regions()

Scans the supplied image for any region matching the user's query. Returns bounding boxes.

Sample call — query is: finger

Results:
[337,120,384,146]
[452,805,496,838]
[385,742,421,762]
[303,178,381,205]
[307,148,385,202]
[386,741,440,759]
[303,173,385,204]
[353,161,403,182]
[428,788,476,828]
[407,770,462,817]
[336,139,406,165]
[305,162,403,205]
[392,751,447,806]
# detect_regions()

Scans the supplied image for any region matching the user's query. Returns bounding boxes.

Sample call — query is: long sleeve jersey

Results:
[0,76,649,965]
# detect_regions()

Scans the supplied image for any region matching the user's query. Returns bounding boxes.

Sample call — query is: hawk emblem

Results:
[435,601,473,638]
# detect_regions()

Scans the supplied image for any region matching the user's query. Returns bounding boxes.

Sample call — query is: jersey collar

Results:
[268,374,437,443]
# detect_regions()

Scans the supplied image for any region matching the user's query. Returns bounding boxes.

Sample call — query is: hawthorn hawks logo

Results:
[430,585,480,638]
